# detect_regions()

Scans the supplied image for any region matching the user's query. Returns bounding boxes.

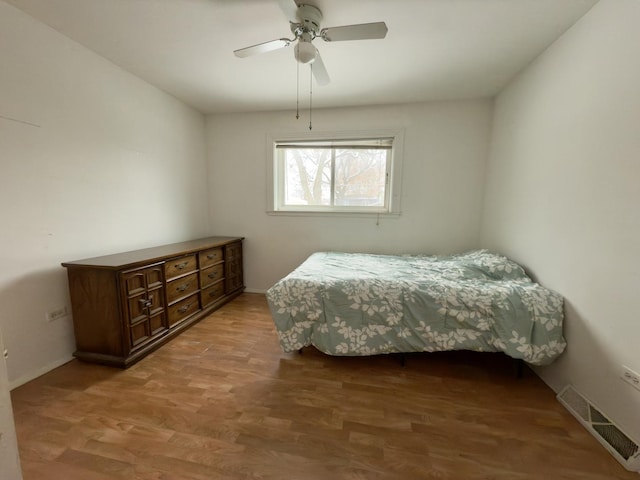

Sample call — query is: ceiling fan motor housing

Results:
[291,4,322,64]
[293,4,323,36]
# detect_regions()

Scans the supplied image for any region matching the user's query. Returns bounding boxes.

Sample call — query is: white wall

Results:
[207,101,493,291]
[0,0,210,390]
[481,0,640,442]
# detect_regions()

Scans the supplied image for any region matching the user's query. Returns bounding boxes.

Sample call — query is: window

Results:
[269,132,403,215]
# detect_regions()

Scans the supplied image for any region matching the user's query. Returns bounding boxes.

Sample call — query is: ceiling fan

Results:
[233,0,388,86]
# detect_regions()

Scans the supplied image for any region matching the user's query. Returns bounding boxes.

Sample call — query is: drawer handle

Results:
[177,303,192,314]
[207,253,218,260]
[176,283,190,292]
[175,261,188,270]
[208,271,218,279]
[138,296,153,308]
[208,290,221,298]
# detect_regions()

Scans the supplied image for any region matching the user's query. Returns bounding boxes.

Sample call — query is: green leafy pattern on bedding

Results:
[266,250,566,365]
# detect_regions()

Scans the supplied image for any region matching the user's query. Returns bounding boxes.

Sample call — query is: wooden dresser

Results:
[62,236,244,367]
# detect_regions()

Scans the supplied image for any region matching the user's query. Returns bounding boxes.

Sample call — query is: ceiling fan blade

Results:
[312,51,330,86]
[276,0,298,22]
[233,38,291,58]
[320,22,388,42]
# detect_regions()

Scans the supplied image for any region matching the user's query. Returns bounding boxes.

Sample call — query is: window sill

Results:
[266,210,401,219]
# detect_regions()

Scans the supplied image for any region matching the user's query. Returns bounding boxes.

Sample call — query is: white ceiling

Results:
[6,0,598,114]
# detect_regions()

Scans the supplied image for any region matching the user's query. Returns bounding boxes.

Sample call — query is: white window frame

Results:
[267,129,404,216]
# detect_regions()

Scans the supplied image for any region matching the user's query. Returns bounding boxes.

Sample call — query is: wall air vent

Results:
[557,385,640,472]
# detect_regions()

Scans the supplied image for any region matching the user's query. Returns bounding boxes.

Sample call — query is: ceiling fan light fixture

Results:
[294,41,317,64]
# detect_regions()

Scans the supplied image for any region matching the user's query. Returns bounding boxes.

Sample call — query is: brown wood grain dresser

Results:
[62,236,244,367]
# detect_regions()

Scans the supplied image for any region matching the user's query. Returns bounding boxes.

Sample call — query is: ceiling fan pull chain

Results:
[296,60,300,120]
[309,63,313,130]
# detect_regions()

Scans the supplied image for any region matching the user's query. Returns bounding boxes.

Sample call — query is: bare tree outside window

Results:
[282,145,389,208]
[334,149,386,206]
[284,148,331,205]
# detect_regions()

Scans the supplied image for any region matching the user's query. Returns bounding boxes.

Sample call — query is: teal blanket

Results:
[266,250,566,365]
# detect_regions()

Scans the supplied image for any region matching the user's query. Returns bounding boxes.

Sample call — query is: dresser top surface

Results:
[62,236,243,269]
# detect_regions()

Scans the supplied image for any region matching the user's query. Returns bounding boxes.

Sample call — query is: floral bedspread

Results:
[266,250,566,365]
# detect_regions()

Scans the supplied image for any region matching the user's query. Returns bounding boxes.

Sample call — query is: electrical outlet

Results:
[622,366,640,391]
[46,306,69,322]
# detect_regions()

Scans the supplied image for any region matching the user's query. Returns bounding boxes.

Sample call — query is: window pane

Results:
[283,148,331,206]
[273,135,399,213]
[334,149,387,207]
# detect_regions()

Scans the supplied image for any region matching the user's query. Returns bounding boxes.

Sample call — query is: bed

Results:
[266,250,566,366]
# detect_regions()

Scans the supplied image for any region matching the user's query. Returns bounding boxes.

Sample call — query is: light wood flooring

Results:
[11,293,638,479]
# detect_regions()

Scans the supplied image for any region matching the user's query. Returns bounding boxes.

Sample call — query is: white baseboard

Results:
[244,288,267,294]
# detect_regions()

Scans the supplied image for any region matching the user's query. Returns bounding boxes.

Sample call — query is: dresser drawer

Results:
[199,247,224,269]
[166,272,199,304]
[200,264,224,288]
[201,281,225,307]
[165,254,197,279]
[167,293,200,326]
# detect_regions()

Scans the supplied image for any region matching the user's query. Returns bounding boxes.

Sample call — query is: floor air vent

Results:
[558,385,640,472]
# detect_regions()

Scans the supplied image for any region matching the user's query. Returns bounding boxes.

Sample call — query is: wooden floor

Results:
[11,293,637,480]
